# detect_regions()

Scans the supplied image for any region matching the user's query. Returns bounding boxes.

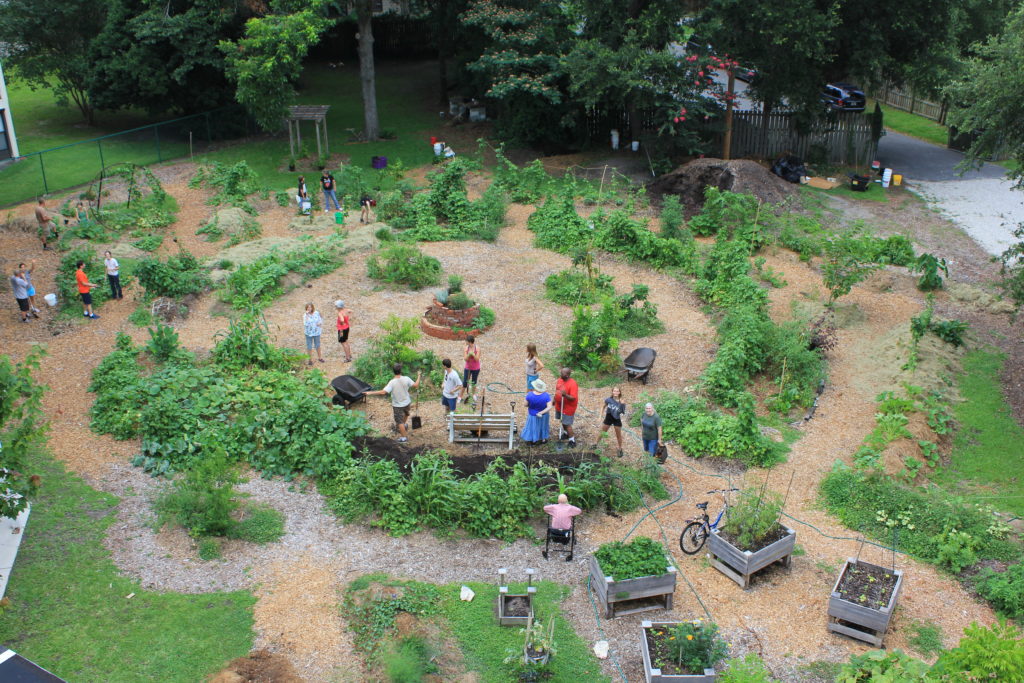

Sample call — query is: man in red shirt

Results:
[75,260,100,319]
[554,367,579,446]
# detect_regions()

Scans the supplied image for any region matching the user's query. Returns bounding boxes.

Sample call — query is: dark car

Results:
[821,82,866,112]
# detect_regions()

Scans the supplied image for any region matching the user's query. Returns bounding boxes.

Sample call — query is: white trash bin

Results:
[44,293,57,307]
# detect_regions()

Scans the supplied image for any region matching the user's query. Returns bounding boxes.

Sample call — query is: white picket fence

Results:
[728,111,878,166]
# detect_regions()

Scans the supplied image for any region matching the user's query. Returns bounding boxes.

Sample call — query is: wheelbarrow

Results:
[330,375,372,408]
[624,347,657,384]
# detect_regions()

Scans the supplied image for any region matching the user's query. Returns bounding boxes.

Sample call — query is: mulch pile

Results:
[647,157,797,215]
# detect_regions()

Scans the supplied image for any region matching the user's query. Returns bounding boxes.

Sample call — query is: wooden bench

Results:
[447,412,517,449]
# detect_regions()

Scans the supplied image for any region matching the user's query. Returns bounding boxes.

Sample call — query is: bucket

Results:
[335,211,344,224]
[630,141,639,152]
[433,142,443,156]
[371,155,388,170]
[893,174,903,186]
[610,129,620,150]
[44,293,57,307]
[882,168,893,188]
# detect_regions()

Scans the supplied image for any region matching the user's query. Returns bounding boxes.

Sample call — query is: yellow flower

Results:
[669,636,675,640]
[686,635,694,641]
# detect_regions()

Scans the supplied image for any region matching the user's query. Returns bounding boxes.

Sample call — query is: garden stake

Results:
[475,388,487,451]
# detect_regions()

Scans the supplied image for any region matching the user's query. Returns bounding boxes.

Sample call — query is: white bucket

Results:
[44,293,57,307]
[610,129,620,150]
[882,168,893,188]
[433,142,443,156]
[631,141,639,152]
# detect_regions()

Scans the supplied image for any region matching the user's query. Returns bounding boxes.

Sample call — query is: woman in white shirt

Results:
[303,302,324,365]
[104,250,123,299]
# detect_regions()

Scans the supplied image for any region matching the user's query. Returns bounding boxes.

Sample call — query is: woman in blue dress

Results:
[520,378,552,444]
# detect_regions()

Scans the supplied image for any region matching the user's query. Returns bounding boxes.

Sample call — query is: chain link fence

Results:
[0,105,252,208]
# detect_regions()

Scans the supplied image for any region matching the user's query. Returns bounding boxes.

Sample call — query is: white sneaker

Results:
[397,437,408,443]
[31,307,40,313]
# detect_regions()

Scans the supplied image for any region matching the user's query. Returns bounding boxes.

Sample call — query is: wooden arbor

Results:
[286,105,331,160]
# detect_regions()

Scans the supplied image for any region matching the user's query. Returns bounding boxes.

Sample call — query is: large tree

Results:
[89,0,252,116]
[0,0,106,124]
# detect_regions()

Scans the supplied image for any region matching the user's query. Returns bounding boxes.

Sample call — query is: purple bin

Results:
[371,156,388,170]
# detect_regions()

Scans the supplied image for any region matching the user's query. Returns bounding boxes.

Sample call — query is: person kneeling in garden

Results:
[366,363,421,442]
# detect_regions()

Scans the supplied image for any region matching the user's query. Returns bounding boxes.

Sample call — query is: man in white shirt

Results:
[366,363,421,442]
[440,358,462,414]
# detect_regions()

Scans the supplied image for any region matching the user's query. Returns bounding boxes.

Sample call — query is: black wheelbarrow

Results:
[331,375,372,408]
[624,347,656,384]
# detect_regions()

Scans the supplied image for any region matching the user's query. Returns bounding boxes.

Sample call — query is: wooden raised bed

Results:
[588,555,676,619]
[640,622,717,683]
[706,525,796,589]
[827,558,904,647]
[496,591,534,627]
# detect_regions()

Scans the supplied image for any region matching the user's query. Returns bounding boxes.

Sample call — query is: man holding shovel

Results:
[366,363,421,442]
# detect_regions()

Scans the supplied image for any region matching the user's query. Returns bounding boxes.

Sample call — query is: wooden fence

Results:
[874,84,946,123]
[726,111,878,166]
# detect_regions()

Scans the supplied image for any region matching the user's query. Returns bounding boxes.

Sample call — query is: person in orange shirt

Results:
[75,260,100,319]
[554,367,579,445]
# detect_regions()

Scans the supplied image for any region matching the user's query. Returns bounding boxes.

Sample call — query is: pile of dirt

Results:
[647,157,797,215]
[209,650,302,683]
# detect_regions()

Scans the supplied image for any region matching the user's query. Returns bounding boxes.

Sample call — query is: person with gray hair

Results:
[640,402,663,458]
[335,300,353,362]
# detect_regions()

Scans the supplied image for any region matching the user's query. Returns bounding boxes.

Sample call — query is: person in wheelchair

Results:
[542,494,581,561]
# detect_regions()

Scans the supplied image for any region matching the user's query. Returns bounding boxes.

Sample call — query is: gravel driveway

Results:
[878,131,1023,256]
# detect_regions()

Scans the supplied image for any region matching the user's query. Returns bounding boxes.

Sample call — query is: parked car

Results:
[821,83,866,112]
[735,66,757,83]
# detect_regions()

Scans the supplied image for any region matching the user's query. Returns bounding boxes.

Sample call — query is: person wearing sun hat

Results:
[334,299,353,362]
[519,378,552,445]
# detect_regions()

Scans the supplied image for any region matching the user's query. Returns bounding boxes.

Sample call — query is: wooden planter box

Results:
[589,555,676,619]
[827,558,904,647]
[496,591,534,627]
[640,622,717,683]
[707,525,796,588]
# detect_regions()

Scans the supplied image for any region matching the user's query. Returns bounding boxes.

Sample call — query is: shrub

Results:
[720,654,778,683]
[133,234,164,252]
[557,303,620,374]
[223,254,289,308]
[527,194,593,253]
[447,274,463,293]
[594,209,696,271]
[721,488,784,550]
[975,563,1024,621]
[447,291,474,310]
[367,244,442,290]
[594,537,668,580]
[189,161,263,213]
[544,269,614,306]
[659,194,686,240]
[135,250,210,299]
[614,284,665,338]
[145,323,182,363]
[212,312,291,371]
[931,319,969,347]
[690,188,764,246]
[913,253,948,291]
[0,349,47,519]
[933,621,1024,681]
[351,315,441,390]
[837,649,930,682]
[155,447,242,538]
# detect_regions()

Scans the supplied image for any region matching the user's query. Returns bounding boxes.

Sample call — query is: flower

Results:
[686,634,694,641]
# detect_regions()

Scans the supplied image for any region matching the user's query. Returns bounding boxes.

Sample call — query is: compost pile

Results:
[648,158,797,215]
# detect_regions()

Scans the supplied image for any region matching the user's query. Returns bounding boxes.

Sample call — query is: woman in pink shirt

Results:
[461,335,481,402]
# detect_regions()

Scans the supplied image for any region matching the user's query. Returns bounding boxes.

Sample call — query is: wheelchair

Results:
[541,517,576,562]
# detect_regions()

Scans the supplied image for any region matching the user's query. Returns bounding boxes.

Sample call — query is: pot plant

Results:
[640,619,727,682]
[827,555,904,646]
[590,537,677,618]
[707,488,796,588]
[504,615,557,671]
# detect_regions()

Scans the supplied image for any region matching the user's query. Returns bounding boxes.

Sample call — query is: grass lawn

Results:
[0,450,255,682]
[801,181,889,203]
[870,100,949,147]
[443,581,610,682]
[930,349,1024,517]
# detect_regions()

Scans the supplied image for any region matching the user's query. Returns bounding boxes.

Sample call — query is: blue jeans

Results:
[441,396,458,412]
[323,189,340,210]
[463,368,480,388]
[643,438,659,456]
[526,374,539,392]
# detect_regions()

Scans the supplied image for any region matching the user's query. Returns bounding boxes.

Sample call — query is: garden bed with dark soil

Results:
[504,595,531,617]
[716,523,790,553]
[349,436,601,476]
[835,560,899,607]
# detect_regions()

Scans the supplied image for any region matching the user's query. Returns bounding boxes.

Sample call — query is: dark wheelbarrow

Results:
[331,375,372,408]
[624,347,657,384]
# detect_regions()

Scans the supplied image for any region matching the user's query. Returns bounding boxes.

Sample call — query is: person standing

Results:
[461,335,482,404]
[76,201,90,226]
[10,266,31,323]
[600,386,627,457]
[75,260,100,319]
[359,194,373,223]
[441,358,462,414]
[18,261,41,316]
[520,378,552,445]
[334,300,353,362]
[103,250,123,300]
[640,403,664,458]
[296,176,310,214]
[554,367,579,446]
[321,169,340,212]
[366,363,421,443]
[525,343,545,392]
[303,303,324,365]
[34,199,57,250]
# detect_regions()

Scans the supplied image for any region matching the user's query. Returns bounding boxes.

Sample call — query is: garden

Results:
[2,73,1024,683]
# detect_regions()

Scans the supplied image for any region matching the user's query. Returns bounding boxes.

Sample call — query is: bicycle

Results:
[678,488,739,555]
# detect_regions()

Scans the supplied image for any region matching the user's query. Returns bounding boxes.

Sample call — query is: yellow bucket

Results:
[893,174,903,186]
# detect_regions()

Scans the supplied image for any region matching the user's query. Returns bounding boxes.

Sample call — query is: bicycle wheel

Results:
[679,521,709,555]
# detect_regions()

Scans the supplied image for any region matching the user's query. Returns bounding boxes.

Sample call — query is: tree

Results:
[89,0,252,116]
[0,0,106,124]
[354,0,380,140]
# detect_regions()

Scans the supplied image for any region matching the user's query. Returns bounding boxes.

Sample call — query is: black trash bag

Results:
[771,154,807,184]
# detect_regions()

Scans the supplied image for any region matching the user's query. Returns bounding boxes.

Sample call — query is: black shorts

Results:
[603,413,622,427]
[338,328,350,343]
[16,297,29,312]
[80,292,92,305]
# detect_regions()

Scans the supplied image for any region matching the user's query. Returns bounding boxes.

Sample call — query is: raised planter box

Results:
[706,525,796,589]
[420,300,490,341]
[640,622,717,683]
[496,591,534,627]
[588,555,676,619]
[827,558,904,647]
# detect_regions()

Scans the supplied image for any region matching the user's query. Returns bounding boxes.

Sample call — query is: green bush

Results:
[594,209,696,271]
[189,161,263,214]
[594,537,668,580]
[659,194,686,240]
[132,234,164,252]
[690,188,765,247]
[367,244,442,290]
[527,194,593,253]
[491,144,558,203]
[229,503,286,544]
[155,447,242,538]
[720,654,778,683]
[913,253,948,291]
[836,649,930,682]
[721,488,784,550]
[557,303,620,374]
[447,291,474,310]
[614,284,665,338]
[135,250,210,299]
[544,269,614,306]
[351,315,441,391]
[933,621,1024,681]
[145,323,182,363]
[975,563,1024,620]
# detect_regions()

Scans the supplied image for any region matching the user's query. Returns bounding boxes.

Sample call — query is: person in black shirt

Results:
[321,169,341,212]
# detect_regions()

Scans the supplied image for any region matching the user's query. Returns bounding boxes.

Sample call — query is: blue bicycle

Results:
[679,488,739,554]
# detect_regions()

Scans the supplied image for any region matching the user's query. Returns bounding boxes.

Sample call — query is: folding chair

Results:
[542,516,575,561]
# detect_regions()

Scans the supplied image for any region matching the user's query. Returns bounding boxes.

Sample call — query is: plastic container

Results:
[433,142,443,156]
[371,156,388,170]
[430,136,438,145]
[893,174,903,186]
[882,168,893,188]
[44,293,57,307]
[630,141,639,152]
[335,212,344,224]
[610,129,620,150]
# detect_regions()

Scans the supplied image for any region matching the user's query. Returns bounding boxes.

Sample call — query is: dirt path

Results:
[1,173,1016,682]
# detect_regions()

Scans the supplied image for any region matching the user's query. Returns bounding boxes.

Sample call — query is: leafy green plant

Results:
[837,649,930,682]
[145,323,181,363]
[594,537,668,580]
[933,621,1024,681]
[526,194,593,253]
[383,635,438,682]
[0,348,47,519]
[544,269,614,306]
[907,620,944,657]
[135,250,210,299]
[447,274,463,293]
[934,527,978,573]
[447,291,474,310]
[154,447,242,538]
[342,575,441,660]
[132,233,164,252]
[974,563,1024,621]
[719,654,778,683]
[351,315,441,391]
[128,305,153,327]
[229,503,285,544]
[913,253,948,291]
[658,620,728,674]
[659,194,686,240]
[593,208,696,270]
[557,303,620,374]
[823,234,881,305]
[367,244,443,290]
[721,488,784,551]
[930,319,969,347]
[189,161,264,214]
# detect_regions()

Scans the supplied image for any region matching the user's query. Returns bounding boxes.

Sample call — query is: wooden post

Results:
[315,121,322,159]
[322,118,330,157]
[723,71,735,160]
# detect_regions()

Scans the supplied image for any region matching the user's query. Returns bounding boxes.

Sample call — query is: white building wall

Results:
[0,59,20,159]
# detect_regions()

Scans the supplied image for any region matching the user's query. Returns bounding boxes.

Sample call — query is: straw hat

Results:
[531,378,547,392]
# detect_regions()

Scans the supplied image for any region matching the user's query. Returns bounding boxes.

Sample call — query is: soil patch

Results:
[647,158,797,215]
[503,595,532,617]
[718,523,790,553]
[836,561,899,608]
[209,650,303,683]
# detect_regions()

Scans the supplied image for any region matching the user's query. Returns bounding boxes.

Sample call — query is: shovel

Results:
[411,364,425,429]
